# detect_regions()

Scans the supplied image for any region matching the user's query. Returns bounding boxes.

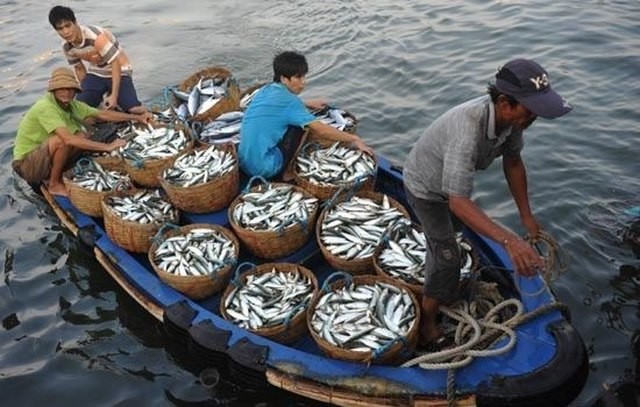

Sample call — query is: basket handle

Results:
[242,175,269,193]
[150,222,181,246]
[369,336,408,363]
[320,271,352,293]
[231,262,256,286]
[73,156,96,175]
[282,296,310,328]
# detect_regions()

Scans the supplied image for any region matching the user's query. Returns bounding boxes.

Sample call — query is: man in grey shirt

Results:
[403,58,572,346]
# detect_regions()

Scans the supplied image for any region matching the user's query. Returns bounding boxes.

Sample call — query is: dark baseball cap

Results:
[495,59,572,119]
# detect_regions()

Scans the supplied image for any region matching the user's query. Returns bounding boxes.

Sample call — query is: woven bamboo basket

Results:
[316,189,411,275]
[220,262,318,344]
[101,189,179,253]
[293,139,376,201]
[307,273,420,365]
[123,123,192,188]
[228,181,318,259]
[93,154,125,173]
[62,168,131,218]
[373,230,481,296]
[176,66,241,123]
[148,224,239,299]
[159,143,239,213]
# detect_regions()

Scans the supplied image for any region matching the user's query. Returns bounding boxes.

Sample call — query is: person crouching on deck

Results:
[48,5,148,115]
[12,67,152,196]
[238,51,373,181]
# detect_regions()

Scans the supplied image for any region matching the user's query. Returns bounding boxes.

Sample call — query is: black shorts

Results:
[405,187,462,303]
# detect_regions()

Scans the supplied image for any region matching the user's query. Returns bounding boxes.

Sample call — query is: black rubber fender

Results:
[476,320,589,407]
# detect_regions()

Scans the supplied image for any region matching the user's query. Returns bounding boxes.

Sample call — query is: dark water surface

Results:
[1,1,639,405]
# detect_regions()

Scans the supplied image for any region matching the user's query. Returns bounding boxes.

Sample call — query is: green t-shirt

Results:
[13,92,99,160]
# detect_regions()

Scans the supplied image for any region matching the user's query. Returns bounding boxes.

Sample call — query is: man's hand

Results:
[305,98,328,111]
[503,234,544,277]
[104,93,118,110]
[521,213,542,239]
[135,111,154,125]
[351,138,374,156]
[108,138,127,152]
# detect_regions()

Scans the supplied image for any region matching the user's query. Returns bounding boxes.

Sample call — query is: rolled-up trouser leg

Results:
[405,188,462,304]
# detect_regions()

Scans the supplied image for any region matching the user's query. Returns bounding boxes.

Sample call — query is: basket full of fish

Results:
[310,105,358,134]
[294,141,377,201]
[101,188,179,253]
[160,143,239,213]
[374,222,479,296]
[62,158,132,218]
[195,111,244,145]
[89,121,137,173]
[307,272,419,365]
[316,190,410,274]
[220,262,318,344]
[121,123,191,188]
[171,66,241,123]
[149,224,239,299]
[228,177,319,259]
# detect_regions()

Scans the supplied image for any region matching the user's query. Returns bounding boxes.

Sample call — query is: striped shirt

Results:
[404,95,523,202]
[63,24,132,78]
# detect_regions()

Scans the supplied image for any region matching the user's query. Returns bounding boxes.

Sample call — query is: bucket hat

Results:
[47,67,82,92]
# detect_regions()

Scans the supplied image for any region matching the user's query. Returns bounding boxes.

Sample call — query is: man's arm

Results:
[74,63,87,83]
[54,126,126,152]
[307,120,373,155]
[104,58,122,110]
[449,195,543,276]
[91,109,151,125]
[503,154,540,237]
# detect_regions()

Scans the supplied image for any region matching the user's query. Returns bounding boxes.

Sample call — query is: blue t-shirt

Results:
[239,82,316,178]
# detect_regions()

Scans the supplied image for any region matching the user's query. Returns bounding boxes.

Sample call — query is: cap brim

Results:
[515,88,572,119]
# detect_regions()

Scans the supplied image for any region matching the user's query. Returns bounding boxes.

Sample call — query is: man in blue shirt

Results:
[239,51,372,180]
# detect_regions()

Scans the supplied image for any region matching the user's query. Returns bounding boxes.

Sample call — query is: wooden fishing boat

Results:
[41,156,588,406]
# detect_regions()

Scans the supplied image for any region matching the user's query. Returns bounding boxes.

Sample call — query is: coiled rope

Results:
[401,279,569,406]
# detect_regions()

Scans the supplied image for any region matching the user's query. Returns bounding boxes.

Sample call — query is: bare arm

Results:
[503,154,541,237]
[54,126,126,152]
[307,120,373,155]
[74,63,87,83]
[91,109,151,125]
[449,195,543,276]
[104,58,122,110]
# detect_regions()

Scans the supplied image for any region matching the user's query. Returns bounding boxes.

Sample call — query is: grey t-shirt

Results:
[404,95,523,202]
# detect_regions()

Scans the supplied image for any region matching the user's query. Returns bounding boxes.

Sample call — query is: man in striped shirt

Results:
[48,6,147,115]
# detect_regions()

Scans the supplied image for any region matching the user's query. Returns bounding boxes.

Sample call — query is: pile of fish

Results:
[120,124,189,163]
[197,111,243,145]
[162,145,235,187]
[319,195,407,260]
[223,268,314,330]
[378,226,476,285]
[312,106,356,132]
[152,228,236,277]
[151,107,184,126]
[170,76,230,120]
[69,160,130,191]
[296,142,376,186]
[239,84,264,110]
[104,190,178,224]
[231,185,318,232]
[310,281,416,352]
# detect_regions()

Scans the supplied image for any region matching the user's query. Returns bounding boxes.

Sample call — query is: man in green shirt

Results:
[12,67,151,196]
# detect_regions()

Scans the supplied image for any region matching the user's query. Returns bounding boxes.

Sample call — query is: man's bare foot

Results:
[48,183,69,197]
[419,327,443,348]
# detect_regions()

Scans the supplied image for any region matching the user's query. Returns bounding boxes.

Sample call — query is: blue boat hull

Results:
[42,156,588,406]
